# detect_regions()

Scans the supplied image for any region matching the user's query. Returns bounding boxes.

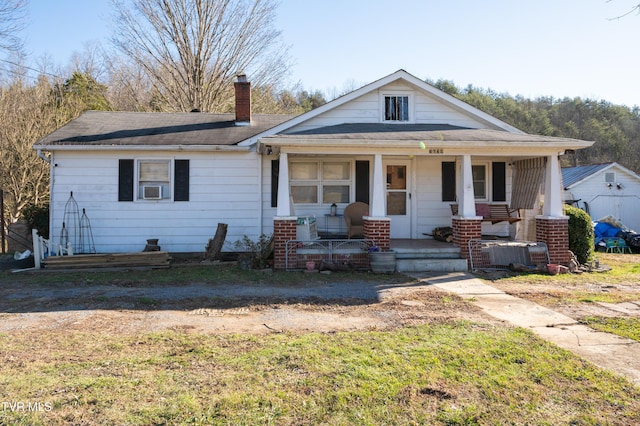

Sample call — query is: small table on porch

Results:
[323,214,345,236]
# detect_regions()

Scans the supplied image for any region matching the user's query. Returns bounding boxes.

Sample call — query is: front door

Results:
[384,160,411,238]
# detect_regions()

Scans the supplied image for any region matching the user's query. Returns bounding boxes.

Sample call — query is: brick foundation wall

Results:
[536,216,570,265]
[273,217,297,270]
[363,218,391,251]
[452,217,482,263]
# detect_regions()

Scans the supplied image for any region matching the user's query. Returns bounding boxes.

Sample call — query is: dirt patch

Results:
[3,253,638,336]
[0,276,500,335]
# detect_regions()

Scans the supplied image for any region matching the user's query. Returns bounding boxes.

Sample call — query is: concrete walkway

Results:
[409,272,640,387]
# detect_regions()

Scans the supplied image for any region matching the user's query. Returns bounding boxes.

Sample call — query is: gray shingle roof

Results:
[276,123,590,144]
[34,110,295,147]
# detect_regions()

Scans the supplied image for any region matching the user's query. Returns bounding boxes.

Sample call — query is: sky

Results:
[21,0,640,108]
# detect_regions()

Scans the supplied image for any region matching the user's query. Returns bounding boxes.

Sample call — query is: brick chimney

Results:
[234,74,251,126]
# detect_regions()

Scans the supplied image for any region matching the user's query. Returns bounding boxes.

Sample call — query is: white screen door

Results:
[384,160,411,238]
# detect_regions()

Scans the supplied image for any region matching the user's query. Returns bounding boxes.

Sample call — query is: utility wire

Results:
[0,58,64,80]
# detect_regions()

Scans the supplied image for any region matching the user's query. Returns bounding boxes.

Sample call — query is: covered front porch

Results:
[258,119,597,271]
[268,148,572,271]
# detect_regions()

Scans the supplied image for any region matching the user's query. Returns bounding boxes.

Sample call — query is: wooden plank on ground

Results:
[42,251,171,270]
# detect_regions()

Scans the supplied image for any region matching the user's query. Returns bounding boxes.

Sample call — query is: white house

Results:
[563,162,640,232]
[34,70,594,269]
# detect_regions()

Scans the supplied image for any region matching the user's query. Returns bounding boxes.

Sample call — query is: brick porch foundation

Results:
[363,217,391,251]
[273,217,297,270]
[452,217,482,265]
[536,216,570,265]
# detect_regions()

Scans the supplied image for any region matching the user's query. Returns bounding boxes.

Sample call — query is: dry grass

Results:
[1,325,639,425]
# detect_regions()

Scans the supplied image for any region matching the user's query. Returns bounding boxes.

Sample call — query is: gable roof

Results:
[562,162,640,188]
[34,69,594,154]
[34,110,294,151]
[238,69,526,147]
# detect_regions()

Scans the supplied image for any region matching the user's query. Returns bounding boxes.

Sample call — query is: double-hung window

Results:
[472,164,487,200]
[139,160,171,200]
[290,160,351,205]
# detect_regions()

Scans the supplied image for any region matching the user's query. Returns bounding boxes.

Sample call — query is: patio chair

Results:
[605,238,632,254]
[344,202,369,239]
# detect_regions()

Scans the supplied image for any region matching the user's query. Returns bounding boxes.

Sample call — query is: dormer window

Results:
[384,95,409,122]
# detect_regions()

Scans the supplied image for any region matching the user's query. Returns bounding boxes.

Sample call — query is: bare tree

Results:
[0,77,52,223]
[105,56,156,111]
[111,0,290,112]
[0,0,26,56]
[0,66,110,224]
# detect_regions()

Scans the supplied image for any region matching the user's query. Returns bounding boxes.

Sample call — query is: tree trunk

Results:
[205,223,228,260]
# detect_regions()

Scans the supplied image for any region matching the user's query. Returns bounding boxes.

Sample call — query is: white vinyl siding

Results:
[285,81,491,133]
[49,151,262,253]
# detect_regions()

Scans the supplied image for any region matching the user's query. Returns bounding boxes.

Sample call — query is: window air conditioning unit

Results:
[143,185,162,200]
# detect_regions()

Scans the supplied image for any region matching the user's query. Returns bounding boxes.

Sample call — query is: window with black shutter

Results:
[174,160,190,201]
[492,162,506,202]
[119,158,190,202]
[118,159,134,201]
[441,162,456,202]
[271,159,279,208]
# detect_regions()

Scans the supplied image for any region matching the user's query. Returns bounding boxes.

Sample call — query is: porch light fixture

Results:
[616,183,623,190]
[607,183,613,189]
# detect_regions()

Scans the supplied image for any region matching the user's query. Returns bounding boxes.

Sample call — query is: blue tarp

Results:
[594,221,640,250]
[594,222,622,239]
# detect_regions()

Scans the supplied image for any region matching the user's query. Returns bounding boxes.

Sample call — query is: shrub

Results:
[566,205,594,264]
[21,203,50,239]
[234,234,274,270]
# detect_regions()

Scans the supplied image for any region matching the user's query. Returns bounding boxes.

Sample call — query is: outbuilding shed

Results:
[562,162,640,232]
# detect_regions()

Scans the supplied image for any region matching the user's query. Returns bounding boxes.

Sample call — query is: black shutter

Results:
[492,162,506,202]
[355,160,370,204]
[271,160,279,208]
[118,159,134,202]
[174,160,190,201]
[442,162,456,202]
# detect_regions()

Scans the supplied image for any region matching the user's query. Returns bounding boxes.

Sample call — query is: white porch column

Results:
[458,154,477,217]
[276,152,292,216]
[370,153,386,217]
[542,154,564,217]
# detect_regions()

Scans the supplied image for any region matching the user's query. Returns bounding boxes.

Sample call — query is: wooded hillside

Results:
[431,80,640,174]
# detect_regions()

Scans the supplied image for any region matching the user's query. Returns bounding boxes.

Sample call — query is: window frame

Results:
[137,159,172,201]
[381,92,413,123]
[289,159,354,205]
[472,163,489,201]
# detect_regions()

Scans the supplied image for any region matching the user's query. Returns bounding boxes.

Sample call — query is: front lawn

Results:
[1,324,639,425]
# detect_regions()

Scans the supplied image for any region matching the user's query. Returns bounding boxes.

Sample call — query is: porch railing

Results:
[285,239,375,271]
